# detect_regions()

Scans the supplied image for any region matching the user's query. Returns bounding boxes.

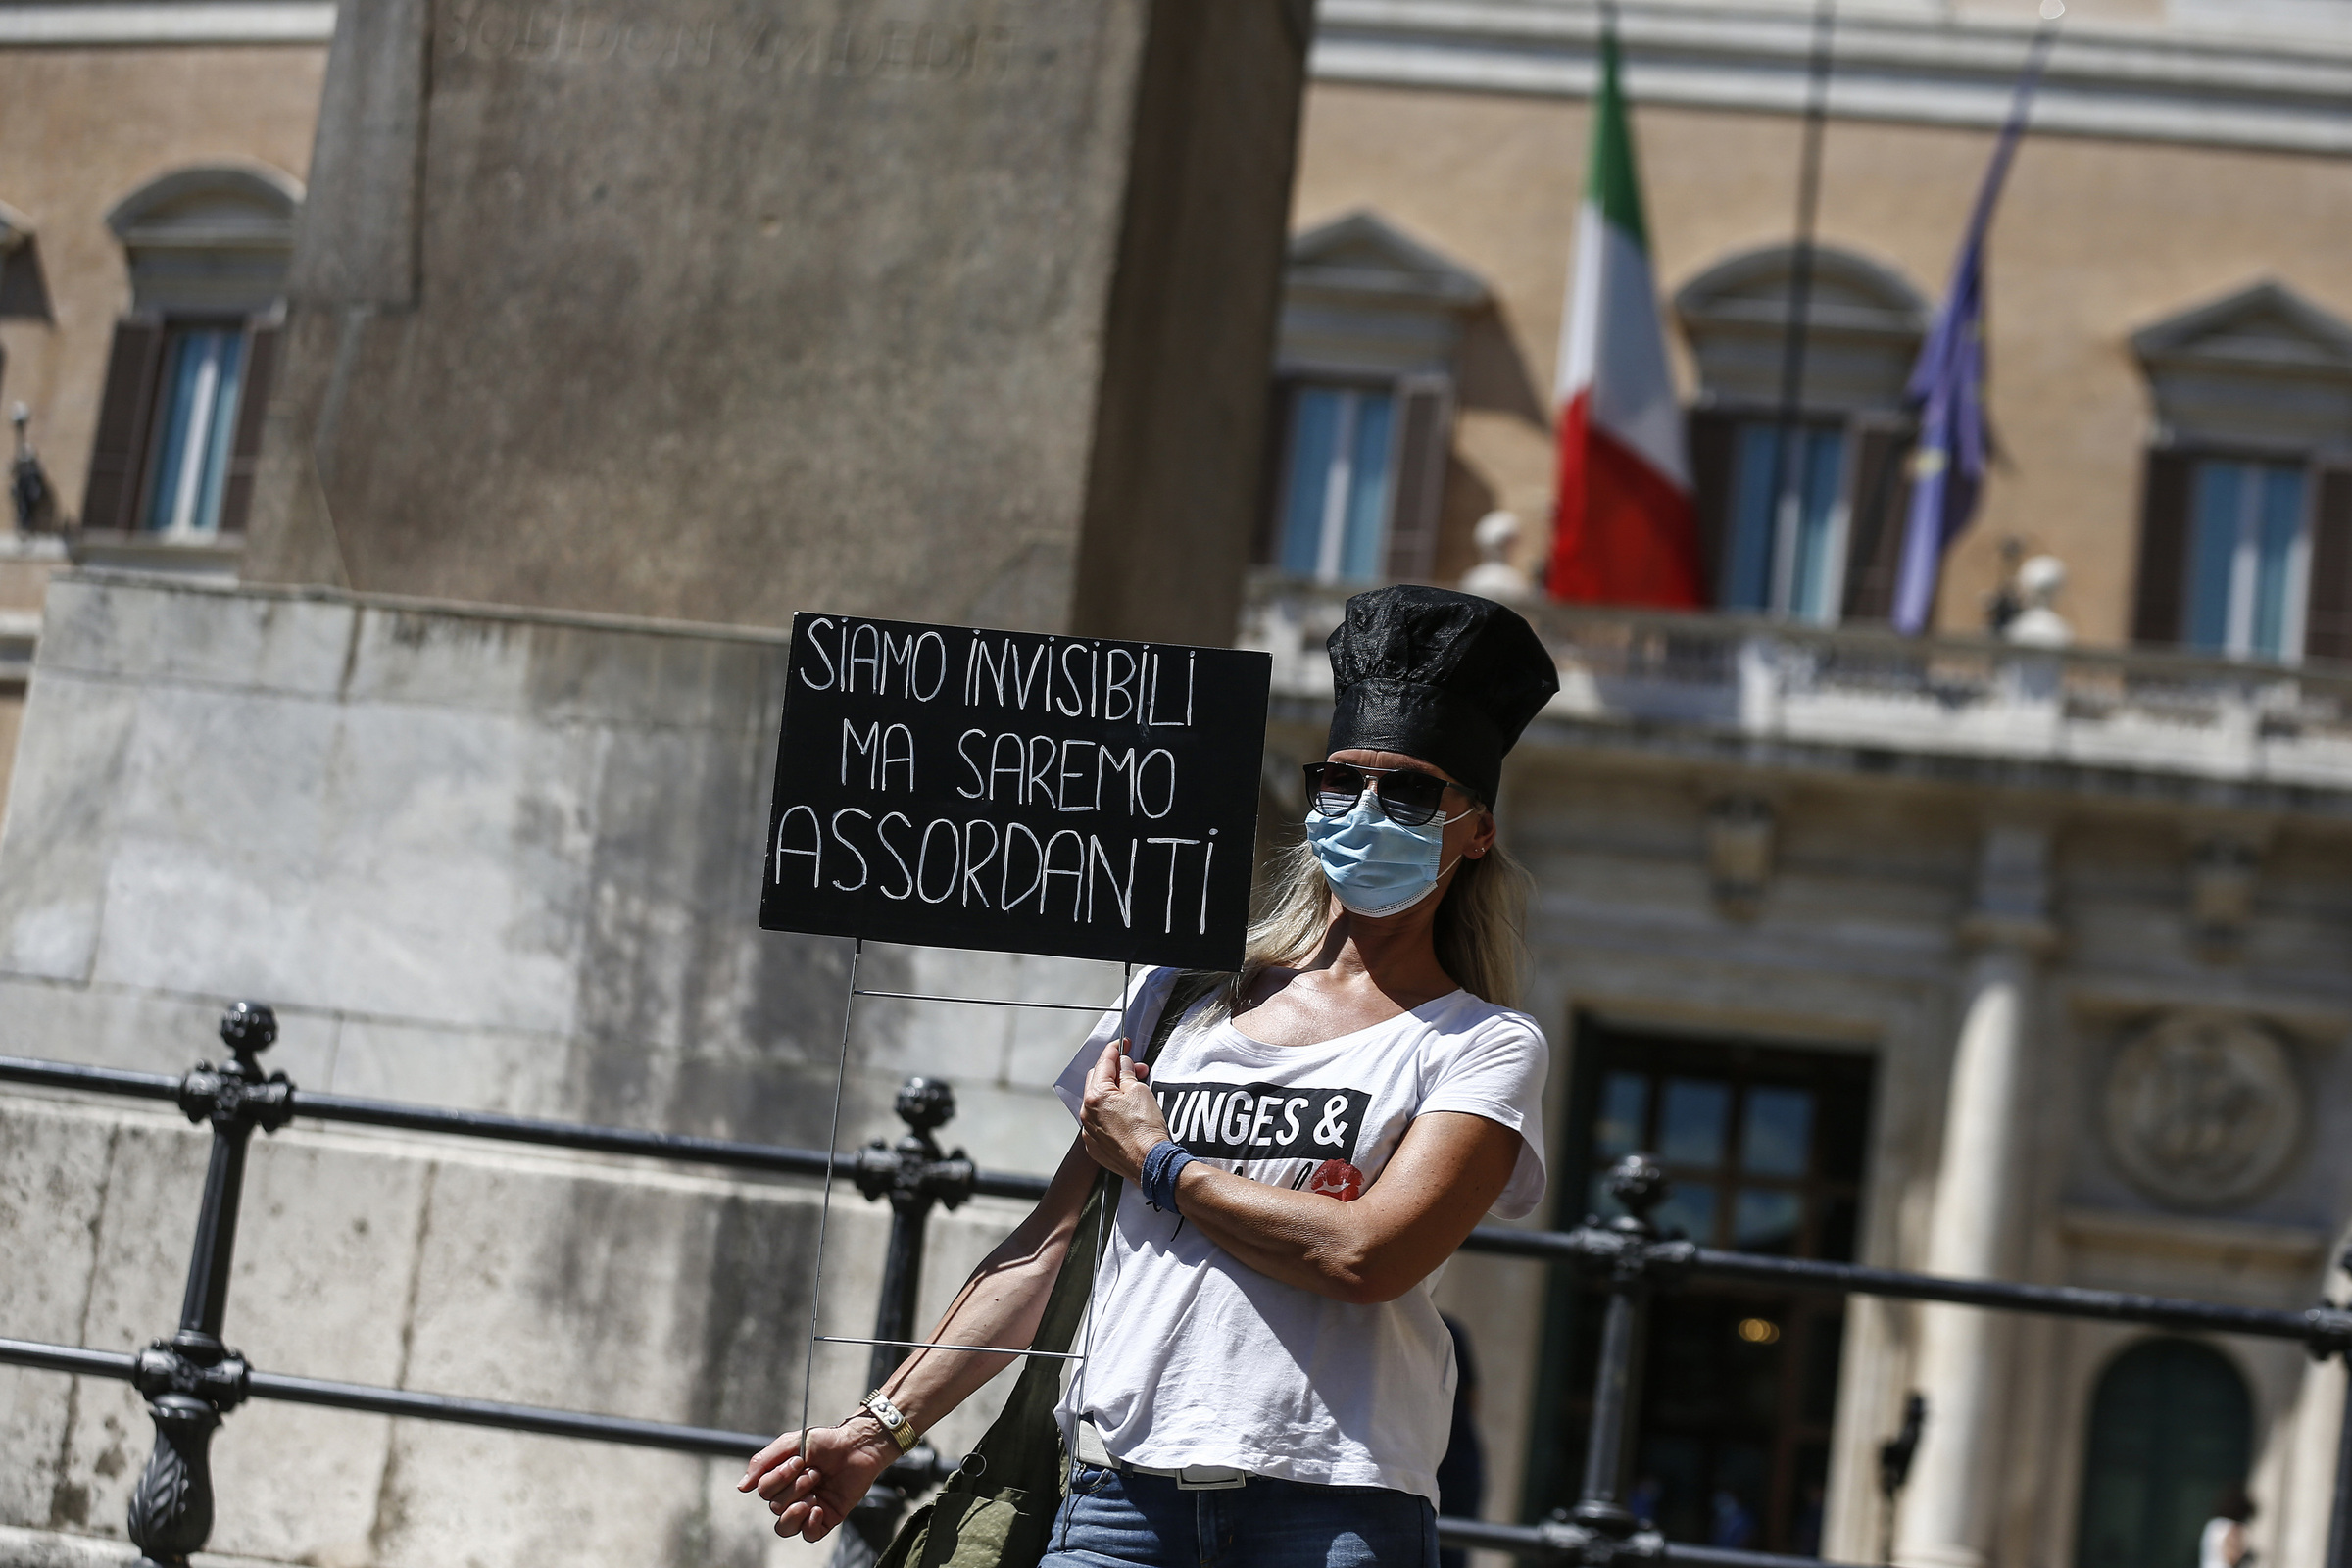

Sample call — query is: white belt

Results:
[1074,1419,1249,1491]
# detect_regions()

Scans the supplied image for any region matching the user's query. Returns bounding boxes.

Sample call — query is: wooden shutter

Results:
[1686,407,1738,608]
[217,318,279,534]
[2131,449,2196,647]
[80,318,166,532]
[1839,416,1914,623]
[1382,374,1455,582]
[2304,466,2352,663]
[0,239,51,320]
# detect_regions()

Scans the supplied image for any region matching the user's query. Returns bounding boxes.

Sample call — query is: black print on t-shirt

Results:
[1152,1081,1372,1163]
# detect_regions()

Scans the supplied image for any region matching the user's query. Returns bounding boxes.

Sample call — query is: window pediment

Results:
[1675,244,1927,415]
[1279,209,1488,379]
[1286,209,1488,310]
[2133,280,2352,452]
[105,165,303,315]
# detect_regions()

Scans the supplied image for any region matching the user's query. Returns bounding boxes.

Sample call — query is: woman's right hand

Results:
[739,1417,902,1541]
[1080,1040,1169,1183]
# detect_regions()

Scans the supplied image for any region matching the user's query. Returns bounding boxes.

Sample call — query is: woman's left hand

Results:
[1080,1041,1168,1182]
[741,1418,901,1542]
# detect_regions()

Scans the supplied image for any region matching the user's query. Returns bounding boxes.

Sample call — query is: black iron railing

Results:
[4,1004,2350,1568]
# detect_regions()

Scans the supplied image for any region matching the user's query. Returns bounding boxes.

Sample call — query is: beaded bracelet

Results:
[1141,1139,1194,1213]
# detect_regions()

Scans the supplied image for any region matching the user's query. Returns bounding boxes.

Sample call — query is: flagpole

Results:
[1888,3,2065,634]
[1764,0,1836,617]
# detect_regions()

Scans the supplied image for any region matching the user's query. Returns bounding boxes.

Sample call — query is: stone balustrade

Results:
[1240,572,2352,793]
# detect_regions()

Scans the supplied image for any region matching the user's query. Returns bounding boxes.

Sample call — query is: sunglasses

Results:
[1302,762,1475,827]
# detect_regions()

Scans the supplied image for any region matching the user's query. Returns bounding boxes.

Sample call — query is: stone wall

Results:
[0,572,1123,1567]
[0,536,64,826]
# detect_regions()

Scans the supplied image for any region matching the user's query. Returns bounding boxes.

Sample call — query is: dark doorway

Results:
[2075,1339,2252,1568]
[1526,1018,1875,1555]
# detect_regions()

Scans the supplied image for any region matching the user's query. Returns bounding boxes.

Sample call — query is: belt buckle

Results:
[1175,1465,1247,1492]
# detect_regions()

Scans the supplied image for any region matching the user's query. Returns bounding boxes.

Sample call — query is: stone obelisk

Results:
[248,0,1310,646]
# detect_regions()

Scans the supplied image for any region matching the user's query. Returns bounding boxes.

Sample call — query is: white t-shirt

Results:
[1050,965,1550,1503]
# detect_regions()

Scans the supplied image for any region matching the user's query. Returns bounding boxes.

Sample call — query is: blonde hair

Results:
[1206,828,1535,1014]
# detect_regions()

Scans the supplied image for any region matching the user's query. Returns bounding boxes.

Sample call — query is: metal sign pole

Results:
[796,944,1147,1562]
[796,937,864,1475]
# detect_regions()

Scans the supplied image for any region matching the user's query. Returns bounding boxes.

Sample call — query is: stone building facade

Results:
[1246,582,2352,1568]
[5,2,2352,1568]
[1249,10,2352,1564]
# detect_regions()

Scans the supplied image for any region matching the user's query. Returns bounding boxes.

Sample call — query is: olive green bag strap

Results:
[874,969,1222,1568]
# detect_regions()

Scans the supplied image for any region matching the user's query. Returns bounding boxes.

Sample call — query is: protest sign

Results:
[761,613,1272,970]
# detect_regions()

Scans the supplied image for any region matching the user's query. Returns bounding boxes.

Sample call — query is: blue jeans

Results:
[1040,1462,1438,1568]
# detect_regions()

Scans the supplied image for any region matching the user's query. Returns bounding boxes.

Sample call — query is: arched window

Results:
[79,164,300,540]
[2075,1338,2252,1568]
[1674,245,1927,624]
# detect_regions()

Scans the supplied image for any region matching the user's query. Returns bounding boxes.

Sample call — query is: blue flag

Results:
[1891,30,2057,635]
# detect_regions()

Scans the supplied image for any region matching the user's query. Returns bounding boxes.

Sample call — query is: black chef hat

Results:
[1325,586,1559,807]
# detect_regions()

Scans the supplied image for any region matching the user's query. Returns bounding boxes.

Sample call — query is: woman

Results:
[744,586,1561,1567]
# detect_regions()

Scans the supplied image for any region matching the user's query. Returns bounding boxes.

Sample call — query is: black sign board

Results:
[761,613,1272,970]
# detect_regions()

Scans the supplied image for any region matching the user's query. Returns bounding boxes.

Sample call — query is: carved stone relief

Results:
[2103,1012,2302,1208]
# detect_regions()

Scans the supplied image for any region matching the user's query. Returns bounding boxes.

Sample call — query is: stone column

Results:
[1896,824,2056,1568]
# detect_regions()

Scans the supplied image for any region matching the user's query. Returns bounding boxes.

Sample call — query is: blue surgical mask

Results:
[1304,798,1470,918]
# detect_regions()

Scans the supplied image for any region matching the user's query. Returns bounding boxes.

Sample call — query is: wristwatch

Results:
[858,1388,918,1452]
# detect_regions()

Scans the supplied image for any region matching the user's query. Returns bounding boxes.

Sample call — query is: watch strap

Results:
[861,1388,917,1452]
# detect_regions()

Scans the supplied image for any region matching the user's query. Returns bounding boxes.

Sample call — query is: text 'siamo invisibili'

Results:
[762,612,1271,970]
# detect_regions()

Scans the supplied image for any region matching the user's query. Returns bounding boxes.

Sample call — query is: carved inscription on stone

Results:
[437,4,1025,80]
[2103,1012,2302,1208]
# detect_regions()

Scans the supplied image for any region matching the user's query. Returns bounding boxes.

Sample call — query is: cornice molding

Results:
[1312,0,2352,156]
[0,3,333,47]
[1958,910,2060,955]
[11,0,2352,161]
[2059,1204,2328,1270]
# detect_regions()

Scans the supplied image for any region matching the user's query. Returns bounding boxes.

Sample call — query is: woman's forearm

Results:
[872,1136,1095,1433]
[1081,1038,1523,1307]
[1169,1164,1385,1300]
[1164,1112,1520,1306]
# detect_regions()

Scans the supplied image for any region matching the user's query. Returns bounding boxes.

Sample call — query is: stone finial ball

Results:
[2018,554,2066,604]
[1473,510,1521,560]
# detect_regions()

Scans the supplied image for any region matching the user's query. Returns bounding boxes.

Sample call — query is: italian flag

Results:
[1544,25,1704,608]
